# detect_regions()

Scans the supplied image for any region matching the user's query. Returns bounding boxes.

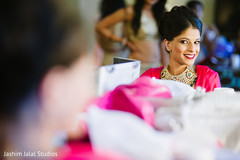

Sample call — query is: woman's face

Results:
[144,0,159,5]
[40,53,97,139]
[165,27,201,66]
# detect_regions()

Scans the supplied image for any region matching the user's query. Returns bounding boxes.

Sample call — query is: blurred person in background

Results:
[141,6,221,92]
[0,0,101,159]
[226,5,240,54]
[96,0,169,73]
[187,0,235,68]
[96,0,129,65]
[186,0,219,64]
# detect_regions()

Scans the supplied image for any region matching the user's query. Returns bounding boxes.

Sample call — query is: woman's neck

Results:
[167,62,188,76]
[143,4,154,18]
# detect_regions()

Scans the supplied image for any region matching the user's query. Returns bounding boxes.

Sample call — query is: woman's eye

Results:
[180,40,188,44]
[195,41,201,44]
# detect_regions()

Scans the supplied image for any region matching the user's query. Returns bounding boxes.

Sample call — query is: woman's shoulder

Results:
[124,6,134,20]
[140,66,164,78]
[108,6,133,21]
[147,66,164,73]
[196,65,219,78]
[196,65,217,73]
[195,65,221,91]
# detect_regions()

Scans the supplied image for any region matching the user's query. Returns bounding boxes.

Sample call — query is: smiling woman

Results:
[140,6,221,92]
[164,27,201,74]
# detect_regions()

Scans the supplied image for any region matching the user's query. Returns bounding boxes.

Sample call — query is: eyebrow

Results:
[179,37,201,41]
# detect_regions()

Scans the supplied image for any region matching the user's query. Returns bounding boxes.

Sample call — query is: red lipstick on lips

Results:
[184,54,195,59]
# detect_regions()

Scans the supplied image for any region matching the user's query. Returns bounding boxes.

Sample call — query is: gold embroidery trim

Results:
[160,65,197,87]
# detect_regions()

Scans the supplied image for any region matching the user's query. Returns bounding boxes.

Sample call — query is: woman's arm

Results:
[96,7,133,44]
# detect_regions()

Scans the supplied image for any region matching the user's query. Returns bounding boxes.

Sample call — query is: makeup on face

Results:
[167,27,201,66]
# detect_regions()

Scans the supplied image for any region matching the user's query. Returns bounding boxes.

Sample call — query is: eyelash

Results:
[180,40,201,44]
[180,40,187,44]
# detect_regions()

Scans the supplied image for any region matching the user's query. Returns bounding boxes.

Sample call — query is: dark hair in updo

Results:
[159,6,202,41]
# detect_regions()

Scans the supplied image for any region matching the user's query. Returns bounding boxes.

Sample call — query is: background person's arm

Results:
[96,7,132,44]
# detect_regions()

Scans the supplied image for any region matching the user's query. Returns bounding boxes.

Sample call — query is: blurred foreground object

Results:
[0,0,98,159]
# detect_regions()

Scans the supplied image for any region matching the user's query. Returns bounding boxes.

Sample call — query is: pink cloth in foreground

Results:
[94,76,172,126]
[140,65,221,92]
[57,140,131,160]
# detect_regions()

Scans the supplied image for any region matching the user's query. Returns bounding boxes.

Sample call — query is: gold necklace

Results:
[160,65,197,87]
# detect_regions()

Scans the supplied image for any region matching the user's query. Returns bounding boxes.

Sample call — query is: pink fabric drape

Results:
[94,76,172,126]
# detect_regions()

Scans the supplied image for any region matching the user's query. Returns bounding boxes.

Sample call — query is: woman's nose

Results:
[188,42,195,52]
